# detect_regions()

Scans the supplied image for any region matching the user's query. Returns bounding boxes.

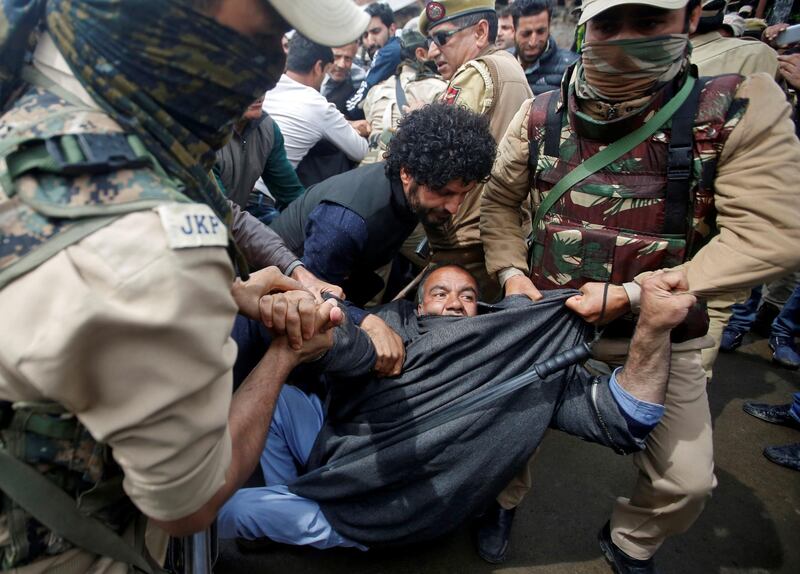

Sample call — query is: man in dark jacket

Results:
[269,103,496,308]
[513,0,578,95]
[217,265,699,551]
[345,2,403,118]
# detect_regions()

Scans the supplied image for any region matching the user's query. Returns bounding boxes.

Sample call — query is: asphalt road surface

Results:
[215,333,800,574]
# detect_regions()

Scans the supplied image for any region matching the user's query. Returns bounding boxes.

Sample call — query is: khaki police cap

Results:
[418,0,496,35]
[578,0,689,25]
[269,0,369,47]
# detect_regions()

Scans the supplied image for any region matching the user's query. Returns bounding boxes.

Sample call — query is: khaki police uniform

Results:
[689,30,779,378]
[430,45,532,302]
[363,63,447,158]
[480,72,800,558]
[691,31,779,78]
[0,37,237,573]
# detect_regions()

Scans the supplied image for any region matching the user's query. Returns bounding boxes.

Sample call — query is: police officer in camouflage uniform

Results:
[480,0,800,571]
[0,1,367,572]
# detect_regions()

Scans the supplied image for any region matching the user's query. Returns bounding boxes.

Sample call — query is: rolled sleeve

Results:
[608,367,664,438]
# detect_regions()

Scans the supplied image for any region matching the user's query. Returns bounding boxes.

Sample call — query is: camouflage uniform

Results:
[0,76,234,574]
[0,2,275,572]
[481,67,800,559]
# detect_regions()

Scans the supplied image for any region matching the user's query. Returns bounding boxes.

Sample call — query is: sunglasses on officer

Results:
[427,22,477,48]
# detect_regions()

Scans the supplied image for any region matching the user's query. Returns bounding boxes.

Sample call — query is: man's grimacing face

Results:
[418,266,479,317]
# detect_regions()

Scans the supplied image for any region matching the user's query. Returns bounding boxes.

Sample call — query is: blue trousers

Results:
[791,393,800,424]
[728,284,799,339]
[217,386,367,550]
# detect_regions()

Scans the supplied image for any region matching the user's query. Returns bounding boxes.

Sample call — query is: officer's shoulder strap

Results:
[0,76,190,289]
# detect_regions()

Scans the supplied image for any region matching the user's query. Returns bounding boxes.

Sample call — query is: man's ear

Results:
[390,23,398,36]
[474,19,490,49]
[687,4,703,35]
[415,46,428,62]
[314,60,324,76]
[399,166,412,186]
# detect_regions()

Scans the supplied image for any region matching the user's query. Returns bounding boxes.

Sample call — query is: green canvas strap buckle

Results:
[8,133,152,181]
[46,133,151,175]
[7,133,152,181]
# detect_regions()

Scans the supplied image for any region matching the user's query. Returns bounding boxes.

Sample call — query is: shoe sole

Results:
[771,357,800,370]
[763,449,800,471]
[477,542,508,565]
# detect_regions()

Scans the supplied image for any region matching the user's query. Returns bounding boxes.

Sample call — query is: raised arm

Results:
[552,270,696,451]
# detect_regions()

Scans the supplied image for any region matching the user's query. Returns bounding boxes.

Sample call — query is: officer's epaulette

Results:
[0,86,189,290]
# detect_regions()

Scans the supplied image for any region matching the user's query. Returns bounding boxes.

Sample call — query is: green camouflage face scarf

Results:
[575,34,689,102]
[1,0,287,225]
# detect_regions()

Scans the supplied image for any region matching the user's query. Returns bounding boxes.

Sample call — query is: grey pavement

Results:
[215,334,800,574]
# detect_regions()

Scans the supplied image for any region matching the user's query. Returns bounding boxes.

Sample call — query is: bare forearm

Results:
[152,345,297,536]
[617,326,671,405]
[223,346,296,495]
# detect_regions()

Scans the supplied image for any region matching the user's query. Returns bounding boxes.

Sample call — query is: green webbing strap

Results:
[0,449,156,573]
[530,75,697,239]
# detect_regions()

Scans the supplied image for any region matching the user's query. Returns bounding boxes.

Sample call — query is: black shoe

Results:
[598,522,657,574]
[742,402,800,431]
[476,502,516,564]
[235,536,278,553]
[763,443,800,471]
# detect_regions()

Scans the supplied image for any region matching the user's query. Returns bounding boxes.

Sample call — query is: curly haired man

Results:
[270,102,497,309]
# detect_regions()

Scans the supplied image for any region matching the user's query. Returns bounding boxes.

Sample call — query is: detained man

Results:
[218,265,701,552]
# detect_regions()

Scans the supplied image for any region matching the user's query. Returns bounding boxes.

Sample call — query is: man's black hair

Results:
[366,2,395,28]
[286,34,334,74]
[498,5,514,19]
[511,0,552,28]
[447,10,499,44]
[416,264,480,306]
[384,102,497,190]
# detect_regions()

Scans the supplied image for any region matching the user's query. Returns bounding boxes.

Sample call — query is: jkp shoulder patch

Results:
[156,203,228,249]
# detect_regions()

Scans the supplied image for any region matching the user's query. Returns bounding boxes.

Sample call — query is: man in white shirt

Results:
[264,34,369,170]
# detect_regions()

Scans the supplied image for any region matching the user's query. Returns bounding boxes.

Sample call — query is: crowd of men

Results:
[0,1,799,573]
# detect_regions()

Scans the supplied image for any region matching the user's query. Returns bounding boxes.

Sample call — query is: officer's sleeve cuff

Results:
[284,260,304,278]
[622,282,641,315]
[499,267,525,287]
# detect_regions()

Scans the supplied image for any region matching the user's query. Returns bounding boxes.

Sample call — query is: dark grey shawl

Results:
[290,291,643,546]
